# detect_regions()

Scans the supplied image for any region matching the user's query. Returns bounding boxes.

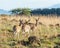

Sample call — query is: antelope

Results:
[27,18,39,31]
[21,20,31,34]
[20,18,33,34]
[13,19,23,38]
[13,18,39,36]
[21,18,39,34]
[13,19,30,36]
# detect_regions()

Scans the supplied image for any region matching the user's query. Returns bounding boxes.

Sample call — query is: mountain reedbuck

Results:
[13,19,23,38]
[21,20,31,34]
[27,18,39,31]
[22,18,39,33]
[13,18,39,37]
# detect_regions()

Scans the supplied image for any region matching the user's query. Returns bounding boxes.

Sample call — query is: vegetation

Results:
[10,8,60,16]
[10,8,31,16]
[31,8,60,16]
[0,15,60,48]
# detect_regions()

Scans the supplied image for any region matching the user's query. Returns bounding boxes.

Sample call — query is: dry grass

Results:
[0,15,60,48]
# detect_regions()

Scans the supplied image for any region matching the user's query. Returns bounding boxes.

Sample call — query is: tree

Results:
[22,8,31,16]
[56,8,60,16]
[10,8,31,16]
[10,8,22,15]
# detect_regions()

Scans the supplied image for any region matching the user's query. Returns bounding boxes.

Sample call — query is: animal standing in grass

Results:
[13,19,23,38]
[13,18,40,37]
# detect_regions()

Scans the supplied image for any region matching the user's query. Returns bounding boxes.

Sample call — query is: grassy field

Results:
[0,15,60,48]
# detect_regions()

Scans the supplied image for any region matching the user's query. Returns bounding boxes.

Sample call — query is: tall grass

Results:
[0,15,60,48]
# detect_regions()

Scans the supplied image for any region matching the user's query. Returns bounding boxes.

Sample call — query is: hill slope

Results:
[0,9,10,14]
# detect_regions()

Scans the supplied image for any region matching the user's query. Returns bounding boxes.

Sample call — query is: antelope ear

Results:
[28,19,30,22]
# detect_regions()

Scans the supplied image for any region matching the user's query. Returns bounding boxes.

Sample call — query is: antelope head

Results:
[35,17,39,26]
[24,19,30,24]
[19,19,23,26]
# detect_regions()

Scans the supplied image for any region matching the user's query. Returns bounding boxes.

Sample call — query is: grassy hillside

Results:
[0,15,60,48]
